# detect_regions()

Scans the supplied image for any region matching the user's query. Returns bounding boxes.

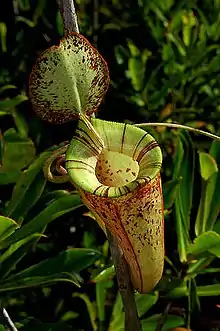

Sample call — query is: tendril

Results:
[43,144,70,183]
[135,122,220,141]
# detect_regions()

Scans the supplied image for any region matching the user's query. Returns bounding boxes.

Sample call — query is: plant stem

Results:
[136,122,220,141]
[0,308,18,331]
[155,302,172,331]
[187,279,191,330]
[106,228,142,331]
[57,0,79,33]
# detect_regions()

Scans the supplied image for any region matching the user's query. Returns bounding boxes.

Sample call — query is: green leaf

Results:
[12,109,29,139]
[196,146,220,235]
[0,274,79,292]
[0,85,16,94]
[173,131,194,262]
[29,33,109,123]
[136,292,159,318]
[4,147,61,217]
[165,282,188,299]
[0,234,41,264]
[205,172,220,232]
[0,234,42,279]
[96,281,112,323]
[0,129,4,167]
[93,265,115,283]
[199,152,218,181]
[114,45,129,65]
[0,249,100,292]
[83,230,96,248]
[0,129,36,185]
[0,22,7,53]
[128,57,145,91]
[195,171,219,235]
[56,11,64,36]
[188,278,201,312]
[141,314,184,331]
[188,231,220,258]
[203,140,220,231]
[18,0,31,11]
[156,0,174,12]
[214,218,220,234]
[61,311,79,321]
[0,216,18,242]
[73,293,97,331]
[0,95,28,112]
[163,177,182,209]
[26,189,73,220]
[196,267,220,275]
[162,43,175,62]
[175,132,195,228]
[169,11,182,30]
[0,171,21,184]
[127,40,140,56]
[10,172,46,222]
[210,137,220,164]
[32,0,46,23]
[0,193,82,249]
[182,11,196,47]
[197,284,220,296]
[108,293,124,331]
[9,248,100,278]
[187,256,214,275]
[108,291,158,331]
[15,16,36,27]
[37,189,72,204]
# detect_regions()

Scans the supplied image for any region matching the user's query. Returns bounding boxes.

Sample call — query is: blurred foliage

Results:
[0,0,220,330]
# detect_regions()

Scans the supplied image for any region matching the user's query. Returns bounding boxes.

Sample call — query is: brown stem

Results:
[106,228,142,331]
[57,0,79,33]
[155,302,172,331]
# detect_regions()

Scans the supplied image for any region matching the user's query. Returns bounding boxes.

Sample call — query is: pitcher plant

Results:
[29,32,165,293]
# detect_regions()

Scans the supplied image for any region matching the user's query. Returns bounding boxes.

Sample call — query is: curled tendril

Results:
[43,144,70,183]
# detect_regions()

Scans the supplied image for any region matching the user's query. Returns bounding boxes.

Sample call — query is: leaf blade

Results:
[29,33,109,123]
[0,193,82,249]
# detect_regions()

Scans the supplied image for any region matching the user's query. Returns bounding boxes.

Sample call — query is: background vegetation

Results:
[0,0,220,330]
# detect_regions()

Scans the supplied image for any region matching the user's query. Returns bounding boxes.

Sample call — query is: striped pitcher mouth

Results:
[65,116,162,197]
